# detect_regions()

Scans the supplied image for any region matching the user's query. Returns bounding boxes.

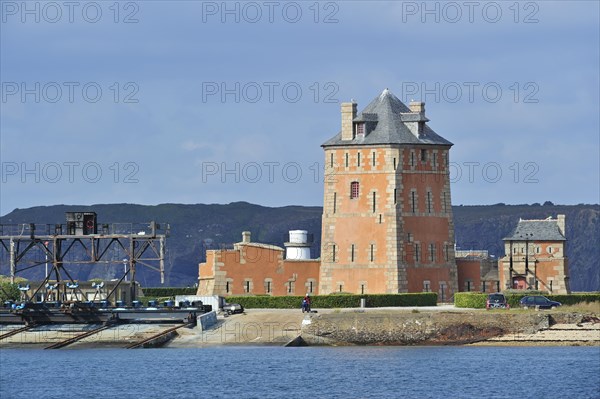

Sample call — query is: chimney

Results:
[409,101,425,115]
[405,101,426,137]
[341,101,357,141]
[242,231,251,243]
[556,215,566,237]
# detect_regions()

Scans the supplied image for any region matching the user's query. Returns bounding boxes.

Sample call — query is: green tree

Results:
[0,281,20,302]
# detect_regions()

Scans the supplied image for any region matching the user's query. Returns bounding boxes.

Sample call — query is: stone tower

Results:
[319,89,458,299]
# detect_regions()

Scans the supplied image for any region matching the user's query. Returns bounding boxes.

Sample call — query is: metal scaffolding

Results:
[0,221,168,303]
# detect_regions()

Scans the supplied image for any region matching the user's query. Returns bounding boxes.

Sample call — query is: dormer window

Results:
[355,123,365,137]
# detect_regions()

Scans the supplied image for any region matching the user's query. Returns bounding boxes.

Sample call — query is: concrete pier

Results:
[171,309,306,347]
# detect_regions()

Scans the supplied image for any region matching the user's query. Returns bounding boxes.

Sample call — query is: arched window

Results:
[350,181,359,199]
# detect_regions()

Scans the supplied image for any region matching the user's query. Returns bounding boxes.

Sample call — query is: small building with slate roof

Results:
[498,215,570,294]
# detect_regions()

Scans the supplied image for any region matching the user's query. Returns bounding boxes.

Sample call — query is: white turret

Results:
[284,230,311,260]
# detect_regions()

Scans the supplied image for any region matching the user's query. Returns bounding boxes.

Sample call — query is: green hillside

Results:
[1,202,598,291]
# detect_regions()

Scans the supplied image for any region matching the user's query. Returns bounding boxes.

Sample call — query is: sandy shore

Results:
[470,322,600,346]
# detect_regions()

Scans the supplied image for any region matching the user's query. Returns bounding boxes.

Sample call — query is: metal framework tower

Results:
[0,215,168,304]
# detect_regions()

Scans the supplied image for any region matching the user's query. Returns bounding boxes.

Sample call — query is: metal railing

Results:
[0,222,170,237]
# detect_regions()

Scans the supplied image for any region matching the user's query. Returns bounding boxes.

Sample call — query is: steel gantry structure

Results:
[0,216,168,304]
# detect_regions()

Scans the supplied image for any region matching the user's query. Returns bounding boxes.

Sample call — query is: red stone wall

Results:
[456,258,483,292]
[197,244,320,296]
[320,144,457,296]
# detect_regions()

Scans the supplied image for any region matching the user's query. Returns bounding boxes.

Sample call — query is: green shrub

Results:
[226,293,438,309]
[454,291,600,308]
[141,287,197,298]
[226,295,302,309]
[503,289,548,296]
[505,293,600,308]
[0,281,20,302]
[363,293,437,307]
[505,294,527,308]
[454,292,487,308]
[546,293,600,305]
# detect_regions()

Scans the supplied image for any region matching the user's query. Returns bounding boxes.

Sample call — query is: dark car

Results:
[222,303,244,315]
[520,296,561,309]
[486,293,510,309]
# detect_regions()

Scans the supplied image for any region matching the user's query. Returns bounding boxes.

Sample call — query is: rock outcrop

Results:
[300,311,554,345]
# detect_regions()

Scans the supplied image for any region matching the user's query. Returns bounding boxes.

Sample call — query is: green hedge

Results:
[141,287,197,298]
[455,292,600,309]
[505,293,600,308]
[226,293,438,309]
[454,292,488,308]
[363,293,438,307]
[547,293,600,306]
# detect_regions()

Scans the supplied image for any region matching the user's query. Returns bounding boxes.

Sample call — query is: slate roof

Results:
[503,219,566,241]
[322,88,453,147]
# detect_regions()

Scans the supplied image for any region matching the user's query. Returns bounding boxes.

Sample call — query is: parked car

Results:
[222,303,244,315]
[486,293,510,309]
[519,296,561,309]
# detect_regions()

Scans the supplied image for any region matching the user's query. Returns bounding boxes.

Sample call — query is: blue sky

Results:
[1,0,599,216]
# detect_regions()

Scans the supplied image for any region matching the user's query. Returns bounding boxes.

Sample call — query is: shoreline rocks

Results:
[300,311,599,346]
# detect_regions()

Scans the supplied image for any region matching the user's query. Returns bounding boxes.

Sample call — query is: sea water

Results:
[1,346,599,399]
